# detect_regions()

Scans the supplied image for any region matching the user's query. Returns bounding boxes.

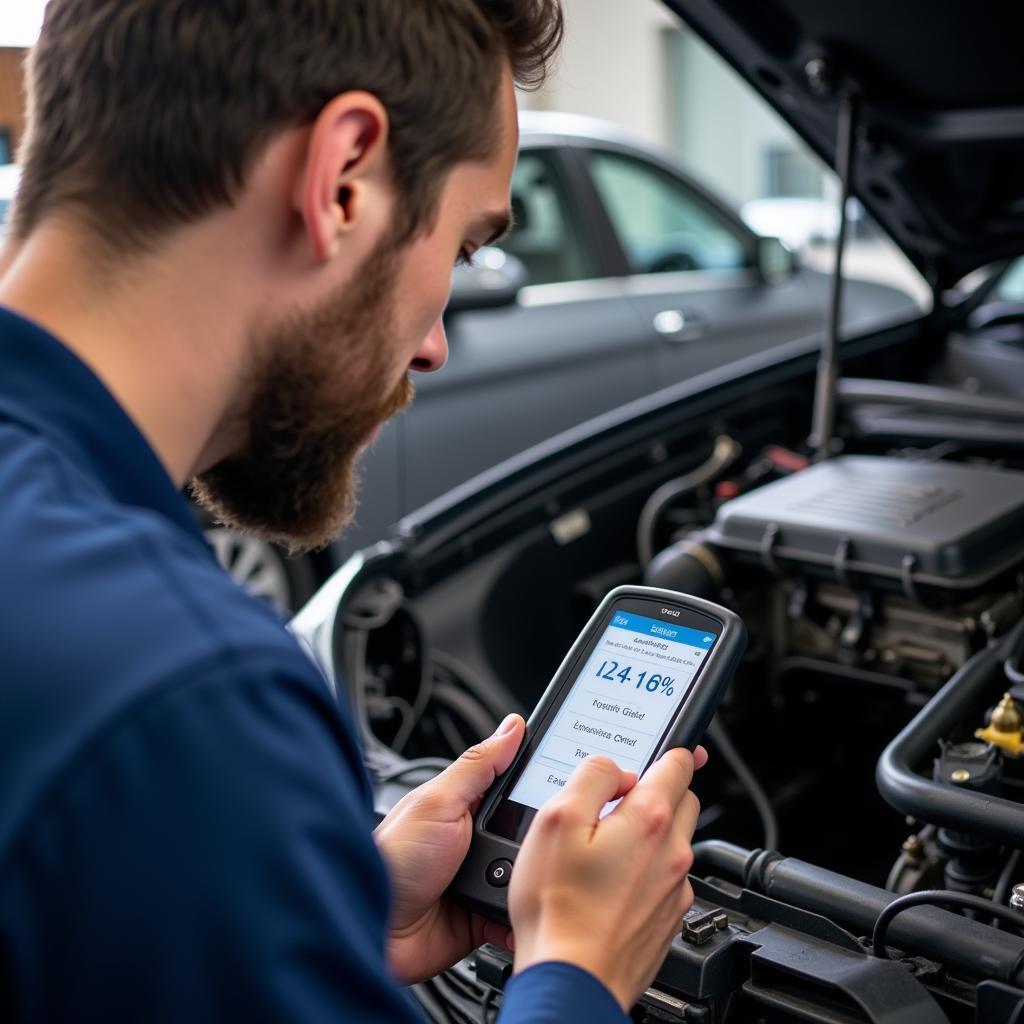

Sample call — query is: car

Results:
[739,194,866,251]
[338,111,919,557]
[0,127,918,610]
[292,2,1024,1022]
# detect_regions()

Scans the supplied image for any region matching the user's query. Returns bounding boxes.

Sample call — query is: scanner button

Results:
[486,858,513,888]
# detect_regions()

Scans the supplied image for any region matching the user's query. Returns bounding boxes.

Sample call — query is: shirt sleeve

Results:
[1,658,423,1024]
[2,657,631,1023]
[499,962,628,1024]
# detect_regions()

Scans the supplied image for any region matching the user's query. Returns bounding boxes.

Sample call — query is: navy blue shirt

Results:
[0,307,625,1023]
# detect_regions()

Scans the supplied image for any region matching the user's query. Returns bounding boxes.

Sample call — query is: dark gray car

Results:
[338,111,917,555]
[0,119,922,607]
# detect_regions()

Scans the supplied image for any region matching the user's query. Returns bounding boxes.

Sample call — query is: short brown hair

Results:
[12,0,562,253]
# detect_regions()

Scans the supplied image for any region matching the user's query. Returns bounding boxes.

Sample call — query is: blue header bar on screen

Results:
[610,611,718,648]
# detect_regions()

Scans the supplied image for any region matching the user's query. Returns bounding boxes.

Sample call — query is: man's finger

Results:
[481,918,513,951]
[549,755,634,823]
[674,789,701,838]
[631,747,695,809]
[433,714,525,811]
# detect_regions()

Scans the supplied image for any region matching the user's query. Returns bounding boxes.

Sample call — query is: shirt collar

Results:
[0,304,210,548]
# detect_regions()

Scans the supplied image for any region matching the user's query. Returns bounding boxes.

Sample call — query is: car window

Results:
[499,149,593,286]
[587,149,749,275]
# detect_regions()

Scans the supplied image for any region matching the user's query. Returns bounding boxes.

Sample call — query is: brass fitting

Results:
[992,693,1022,733]
[976,693,1024,757]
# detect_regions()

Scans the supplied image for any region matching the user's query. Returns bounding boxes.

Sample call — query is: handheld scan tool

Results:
[451,585,746,921]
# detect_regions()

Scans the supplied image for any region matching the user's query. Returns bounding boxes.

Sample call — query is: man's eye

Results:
[455,247,478,269]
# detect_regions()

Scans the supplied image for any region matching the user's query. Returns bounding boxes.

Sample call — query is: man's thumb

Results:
[440,713,525,810]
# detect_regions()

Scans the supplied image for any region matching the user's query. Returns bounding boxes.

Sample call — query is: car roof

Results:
[517,109,649,148]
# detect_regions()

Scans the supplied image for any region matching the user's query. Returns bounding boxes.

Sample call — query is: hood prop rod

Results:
[810,89,859,461]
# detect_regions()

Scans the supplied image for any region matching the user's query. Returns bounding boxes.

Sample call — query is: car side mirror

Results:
[758,235,797,284]
[446,248,528,315]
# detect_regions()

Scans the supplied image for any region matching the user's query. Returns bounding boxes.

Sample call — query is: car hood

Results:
[663,0,1024,290]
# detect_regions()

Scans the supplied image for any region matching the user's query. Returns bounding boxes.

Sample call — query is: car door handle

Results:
[653,308,705,342]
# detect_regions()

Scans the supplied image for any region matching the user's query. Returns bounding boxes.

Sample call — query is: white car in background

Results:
[740,195,866,252]
[0,162,19,231]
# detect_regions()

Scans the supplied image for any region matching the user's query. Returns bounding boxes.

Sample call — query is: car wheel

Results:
[197,516,319,616]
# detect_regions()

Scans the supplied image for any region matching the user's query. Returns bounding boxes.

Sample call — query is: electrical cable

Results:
[384,695,416,755]
[340,580,436,755]
[432,650,527,720]
[432,681,501,741]
[636,434,741,566]
[343,628,391,756]
[392,601,434,754]
[437,710,470,757]
[872,889,1024,959]
[705,717,779,851]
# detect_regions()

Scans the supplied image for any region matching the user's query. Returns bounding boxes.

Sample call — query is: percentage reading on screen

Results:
[595,661,675,696]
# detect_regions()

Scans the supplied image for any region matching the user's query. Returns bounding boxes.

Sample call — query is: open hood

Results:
[664,0,1024,290]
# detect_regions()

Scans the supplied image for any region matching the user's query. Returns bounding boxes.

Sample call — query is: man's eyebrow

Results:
[475,208,514,247]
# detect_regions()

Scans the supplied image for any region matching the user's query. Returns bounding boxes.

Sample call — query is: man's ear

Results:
[296,92,390,263]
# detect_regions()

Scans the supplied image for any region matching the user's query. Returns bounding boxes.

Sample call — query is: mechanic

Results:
[0,3,704,1021]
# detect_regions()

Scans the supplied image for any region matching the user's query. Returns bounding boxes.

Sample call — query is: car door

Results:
[579,144,835,388]
[399,143,654,514]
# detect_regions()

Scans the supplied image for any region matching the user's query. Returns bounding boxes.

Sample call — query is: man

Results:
[0,2,704,1021]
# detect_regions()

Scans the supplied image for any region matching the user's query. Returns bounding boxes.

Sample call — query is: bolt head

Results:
[804,57,835,95]
[901,835,924,858]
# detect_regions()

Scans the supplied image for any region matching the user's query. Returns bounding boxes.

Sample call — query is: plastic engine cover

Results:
[704,455,1024,593]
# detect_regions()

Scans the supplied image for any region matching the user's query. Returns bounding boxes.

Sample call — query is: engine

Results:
[328,443,1024,1023]
[651,454,1024,680]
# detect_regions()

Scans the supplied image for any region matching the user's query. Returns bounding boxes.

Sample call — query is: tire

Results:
[193,509,319,616]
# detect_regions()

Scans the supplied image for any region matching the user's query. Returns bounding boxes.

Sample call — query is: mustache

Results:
[382,374,415,421]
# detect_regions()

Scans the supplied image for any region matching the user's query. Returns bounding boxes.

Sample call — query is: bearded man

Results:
[0,3,704,1021]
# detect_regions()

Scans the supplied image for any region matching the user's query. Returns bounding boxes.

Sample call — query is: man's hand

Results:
[374,714,526,984]
[509,747,707,1012]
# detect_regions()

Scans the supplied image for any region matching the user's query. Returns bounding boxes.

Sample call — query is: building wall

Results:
[0,48,27,163]
[666,28,799,207]
[522,2,827,209]
[519,0,679,151]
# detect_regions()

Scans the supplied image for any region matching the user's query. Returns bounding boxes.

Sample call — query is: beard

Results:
[191,233,414,554]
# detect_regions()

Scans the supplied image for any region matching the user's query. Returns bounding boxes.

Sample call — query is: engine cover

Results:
[705,456,1024,595]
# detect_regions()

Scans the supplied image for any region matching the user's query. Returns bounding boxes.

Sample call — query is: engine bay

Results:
[299,306,1024,1023]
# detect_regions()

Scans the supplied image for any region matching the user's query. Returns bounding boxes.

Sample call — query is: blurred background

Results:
[517,0,924,302]
[0,0,924,299]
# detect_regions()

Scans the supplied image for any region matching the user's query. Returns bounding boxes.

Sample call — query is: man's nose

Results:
[410,319,448,373]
